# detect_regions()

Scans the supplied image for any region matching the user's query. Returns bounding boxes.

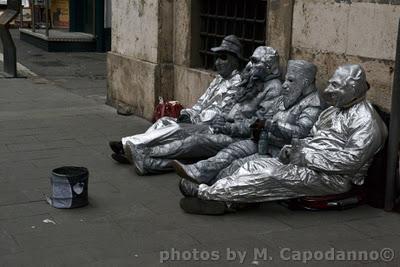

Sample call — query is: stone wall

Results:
[107,0,174,120]
[173,0,215,109]
[291,0,400,111]
[107,0,400,120]
[108,0,213,120]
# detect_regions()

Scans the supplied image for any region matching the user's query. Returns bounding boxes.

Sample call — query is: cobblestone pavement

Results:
[0,34,400,266]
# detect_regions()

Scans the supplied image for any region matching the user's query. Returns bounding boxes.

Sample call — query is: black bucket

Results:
[47,166,89,209]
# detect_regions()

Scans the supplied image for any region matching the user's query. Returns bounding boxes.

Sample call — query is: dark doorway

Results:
[69,0,105,51]
[83,0,95,34]
[70,0,95,34]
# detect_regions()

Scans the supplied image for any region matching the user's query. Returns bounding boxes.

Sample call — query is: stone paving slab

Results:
[1,29,106,104]
[0,76,400,266]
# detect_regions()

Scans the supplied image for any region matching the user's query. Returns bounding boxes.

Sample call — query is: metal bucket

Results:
[47,166,89,209]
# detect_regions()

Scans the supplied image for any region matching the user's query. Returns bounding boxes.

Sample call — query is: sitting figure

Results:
[127,46,283,175]
[109,35,243,164]
[179,64,388,215]
[173,60,323,186]
[178,35,246,124]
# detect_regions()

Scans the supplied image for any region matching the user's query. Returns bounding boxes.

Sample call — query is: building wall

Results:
[173,0,215,108]
[108,0,214,120]
[107,0,174,120]
[107,0,399,120]
[291,0,400,111]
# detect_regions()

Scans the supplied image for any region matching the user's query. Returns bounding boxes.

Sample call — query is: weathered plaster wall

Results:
[291,0,400,111]
[108,0,214,119]
[174,0,191,67]
[173,0,215,108]
[267,0,294,75]
[174,66,215,107]
[108,0,174,120]
[107,52,158,117]
[112,0,159,63]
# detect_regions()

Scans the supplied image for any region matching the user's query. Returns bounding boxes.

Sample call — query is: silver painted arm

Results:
[271,106,321,141]
[228,118,257,138]
[180,77,220,120]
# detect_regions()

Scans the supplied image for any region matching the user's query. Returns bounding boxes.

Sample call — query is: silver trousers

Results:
[198,157,352,203]
[129,133,237,174]
[181,139,283,184]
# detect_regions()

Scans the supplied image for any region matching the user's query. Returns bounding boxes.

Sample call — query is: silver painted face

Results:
[322,65,367,108]
[282,70,304,109]
[248,47,276,80]
[215,52,239,79]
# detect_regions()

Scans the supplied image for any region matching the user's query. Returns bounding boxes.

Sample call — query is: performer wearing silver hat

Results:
[127,46,283,175]
[179,35,245,124]
[109,35,243,164]
[174,60,323,185]
[179,64,387,215]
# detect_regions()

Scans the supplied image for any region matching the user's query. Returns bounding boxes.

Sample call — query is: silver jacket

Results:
[225,78,282,122]
[180,70,242,124]
[224,79,283,138]
[267,91,322,156]
[178,91,323,184]
[130,77,283,174]
[198,100,387,202]
[122,71,241,148]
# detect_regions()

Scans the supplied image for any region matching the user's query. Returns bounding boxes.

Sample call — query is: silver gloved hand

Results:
[278,145,293,164]
[279,139,305,166]
[212,123,232,135]
[210,115,226,128]
[264,119,277,132]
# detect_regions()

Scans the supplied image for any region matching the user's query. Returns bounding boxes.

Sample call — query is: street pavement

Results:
[0,31,400,266]
[0,29,106,103]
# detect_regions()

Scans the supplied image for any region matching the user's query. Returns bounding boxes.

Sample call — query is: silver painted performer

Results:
[178,35,246,124]
[109,35,243,164]
[174,60,323,186]
[128,46,283,175]
[179,64,388,215]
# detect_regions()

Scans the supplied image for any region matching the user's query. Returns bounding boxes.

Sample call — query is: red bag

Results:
[152,97,184,122]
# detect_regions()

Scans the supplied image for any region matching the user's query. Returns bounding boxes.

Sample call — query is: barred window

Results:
[194,0,267,70]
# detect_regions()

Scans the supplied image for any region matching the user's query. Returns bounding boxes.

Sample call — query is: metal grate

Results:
[199,0,267,69]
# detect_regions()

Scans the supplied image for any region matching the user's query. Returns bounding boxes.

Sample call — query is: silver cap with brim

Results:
[211,35,243,59]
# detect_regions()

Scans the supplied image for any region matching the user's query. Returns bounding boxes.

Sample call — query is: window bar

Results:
[213,0,219,69]
[214,0,218,41]
[233,0,238,37]
[223,0,228,35]
[199,33,265,45]
[241,0,247,57]
[253,1,258,53]
[199,14,265,24]
[204,0,211,69]
[242,0,247,37]
[263,0,268,46]
[199,0,267,69]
